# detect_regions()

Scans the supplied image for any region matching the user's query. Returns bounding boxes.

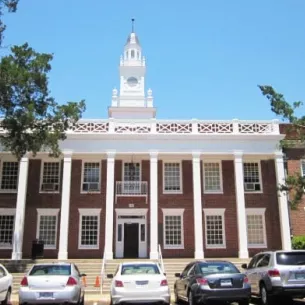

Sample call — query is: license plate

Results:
[220,279,232,287]
[136,280,148,288]
[39,292,53,298]
[295,273,305,280]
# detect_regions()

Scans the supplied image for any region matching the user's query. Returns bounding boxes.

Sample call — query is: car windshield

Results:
[29,264,71,276]
[276,252,305,265]
[121,264,160,275]
[199,262,239,275]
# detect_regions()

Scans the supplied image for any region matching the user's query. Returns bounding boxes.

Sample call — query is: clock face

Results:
[127,77,138,87]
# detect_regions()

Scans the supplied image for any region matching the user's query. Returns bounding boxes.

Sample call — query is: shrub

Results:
[292,235,305,250]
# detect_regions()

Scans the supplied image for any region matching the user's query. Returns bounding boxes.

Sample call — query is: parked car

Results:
[0,263,13,305]
[174,260,251,305]
[241,250,305,305]
[107,261,170,305]
[19,262,86,305]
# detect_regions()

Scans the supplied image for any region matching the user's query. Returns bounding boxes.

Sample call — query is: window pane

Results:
[0,215,14,247]
[1,162,18,190]
[81,215,98,246]
[164,163,181,191]
[39,215,57,246]
[247,214,264,245]
[41,162,60,191]
[165,215,182,246]
[206,215,224,246]
[204,163,221,191]
[82,162,100,191]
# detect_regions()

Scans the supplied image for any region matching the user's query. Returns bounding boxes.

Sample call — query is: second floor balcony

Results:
[115,181,148,204]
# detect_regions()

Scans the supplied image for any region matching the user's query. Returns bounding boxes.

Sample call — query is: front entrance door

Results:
[123,223,139,258]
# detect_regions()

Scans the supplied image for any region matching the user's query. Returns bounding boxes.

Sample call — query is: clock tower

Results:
[108,19,156,119]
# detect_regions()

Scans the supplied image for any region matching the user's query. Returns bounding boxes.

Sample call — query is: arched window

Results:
[131,50,135,59]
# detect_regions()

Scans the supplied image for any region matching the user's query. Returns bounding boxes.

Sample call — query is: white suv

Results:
[241,250,305,305]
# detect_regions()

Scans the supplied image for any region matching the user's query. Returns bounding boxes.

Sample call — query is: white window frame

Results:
[243,161,263,193]
[246,208,267,248]
[202,161,223,194]
[80,160,101,194]
[301,160,305,177]
[162,161,183,194]
[162,208,185,249]
[36,208,59,249]
[78,208,101,250]
[39,161,61,193]
[0,159,19,193]
[203,208,226,249]
[0,208,15,249]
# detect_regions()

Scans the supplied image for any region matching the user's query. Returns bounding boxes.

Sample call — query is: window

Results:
[243,162,262,192]
[0,208,15,249]
[163,162,182,193]
[0,161,18,191]
[246,208,267,248]
[82,162,100,192]
[123,162,141,194]
[204,209,226,248]
[36,209,59,249]
[301,160,305,177]
[40,162,60,192]
[162,208,184,249]
[78,209,101,249]
[203,162,222,193]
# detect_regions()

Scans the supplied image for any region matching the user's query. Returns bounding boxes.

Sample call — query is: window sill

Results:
[163,191,183,195]
[0,246,12,250]
[0,190,17,194]
[78,246,99,250]
[80,191,101,194]
[206,245,226,249]
[248,244,267,248]
[204,191,223,194]
[244,191,263,194]
[164,246,184,250]
[39,191,60,194]
[44,246,56,250]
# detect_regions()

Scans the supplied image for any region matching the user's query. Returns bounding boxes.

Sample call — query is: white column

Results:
[12,156,29,260]
[192,152,204,259]
[233,151,249,259]
[274,152,292,250]
[150,152,158,259]
[104,151,116,259]
[58,151,73,260]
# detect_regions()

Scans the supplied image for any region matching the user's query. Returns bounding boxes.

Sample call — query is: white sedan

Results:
[107,261,170,305]
[0,263,13,305]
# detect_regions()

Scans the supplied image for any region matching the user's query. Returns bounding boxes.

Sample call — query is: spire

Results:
[125,18,140,46]
[131,18,135,33]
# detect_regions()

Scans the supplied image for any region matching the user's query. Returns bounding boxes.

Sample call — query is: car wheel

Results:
[260,284,274,305]
[188,290,196,305]
[1,288,11,305]
[238,298,250,305]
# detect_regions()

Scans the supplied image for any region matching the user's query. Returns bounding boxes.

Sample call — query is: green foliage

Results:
[259,85,305,207]
[291,235,305,250]
[0,43,86,160]
[0,0,19,46]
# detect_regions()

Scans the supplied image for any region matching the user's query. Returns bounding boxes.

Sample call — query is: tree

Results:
[0,0,19,46]
[259,85,305,208]
[0,43,86,161]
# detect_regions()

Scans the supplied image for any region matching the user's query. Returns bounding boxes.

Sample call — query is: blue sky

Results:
[2,0,305,120]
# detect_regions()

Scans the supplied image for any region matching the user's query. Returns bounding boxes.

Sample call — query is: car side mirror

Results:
[241,263,248,269]
[107,274,114,278]
[175,273,181,278]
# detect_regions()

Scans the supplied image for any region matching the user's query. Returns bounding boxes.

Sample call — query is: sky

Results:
[2,0,305,121]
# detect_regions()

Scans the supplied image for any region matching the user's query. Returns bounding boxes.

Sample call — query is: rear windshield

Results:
[30,265,71,276]
[199,262,240,275]
[276,252,305,266]
[121,264,160,275]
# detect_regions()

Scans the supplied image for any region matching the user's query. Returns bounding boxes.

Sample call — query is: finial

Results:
[131,18,135,33]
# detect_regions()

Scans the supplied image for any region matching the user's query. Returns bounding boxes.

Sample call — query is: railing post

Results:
[232,119,239,134]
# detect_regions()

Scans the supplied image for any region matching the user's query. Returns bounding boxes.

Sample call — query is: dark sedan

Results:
[174,260,251,305]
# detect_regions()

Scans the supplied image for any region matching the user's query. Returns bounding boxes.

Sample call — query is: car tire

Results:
[238,298,250,305]
[1,288,11,305]
[260,284,274,305]
[188,290,196,305]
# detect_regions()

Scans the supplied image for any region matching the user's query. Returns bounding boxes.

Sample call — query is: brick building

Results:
[0,28,292,260]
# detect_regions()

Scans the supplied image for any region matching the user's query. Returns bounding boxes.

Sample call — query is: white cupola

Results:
[108,19,156,119]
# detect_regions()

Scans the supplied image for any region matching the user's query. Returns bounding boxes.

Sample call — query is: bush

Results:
[292,235,305,250]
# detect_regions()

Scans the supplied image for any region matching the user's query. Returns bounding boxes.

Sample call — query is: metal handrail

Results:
[158,244,165,273]
[100,249,106,293]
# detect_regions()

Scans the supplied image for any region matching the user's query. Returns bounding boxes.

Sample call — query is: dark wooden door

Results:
[124,223,139,258]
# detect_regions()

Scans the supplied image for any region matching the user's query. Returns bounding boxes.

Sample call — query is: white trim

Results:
[162,208,185,249]
[36,208,60,250]
[80,160,102,194]
[162,160,183,194]
[0,208,16,249]
[39,161,61,194]
[0,160,19,193]
[202,161,223,194]
[246,208,267,248]
[243,160,263,194]
[203,208,226,249]
[78,208,101,249]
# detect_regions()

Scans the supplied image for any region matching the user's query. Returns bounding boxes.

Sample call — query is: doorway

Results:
[123,223,139,258]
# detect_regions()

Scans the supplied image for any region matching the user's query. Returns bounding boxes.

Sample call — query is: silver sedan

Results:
[19,262,86,305]
[108,261,171,304]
